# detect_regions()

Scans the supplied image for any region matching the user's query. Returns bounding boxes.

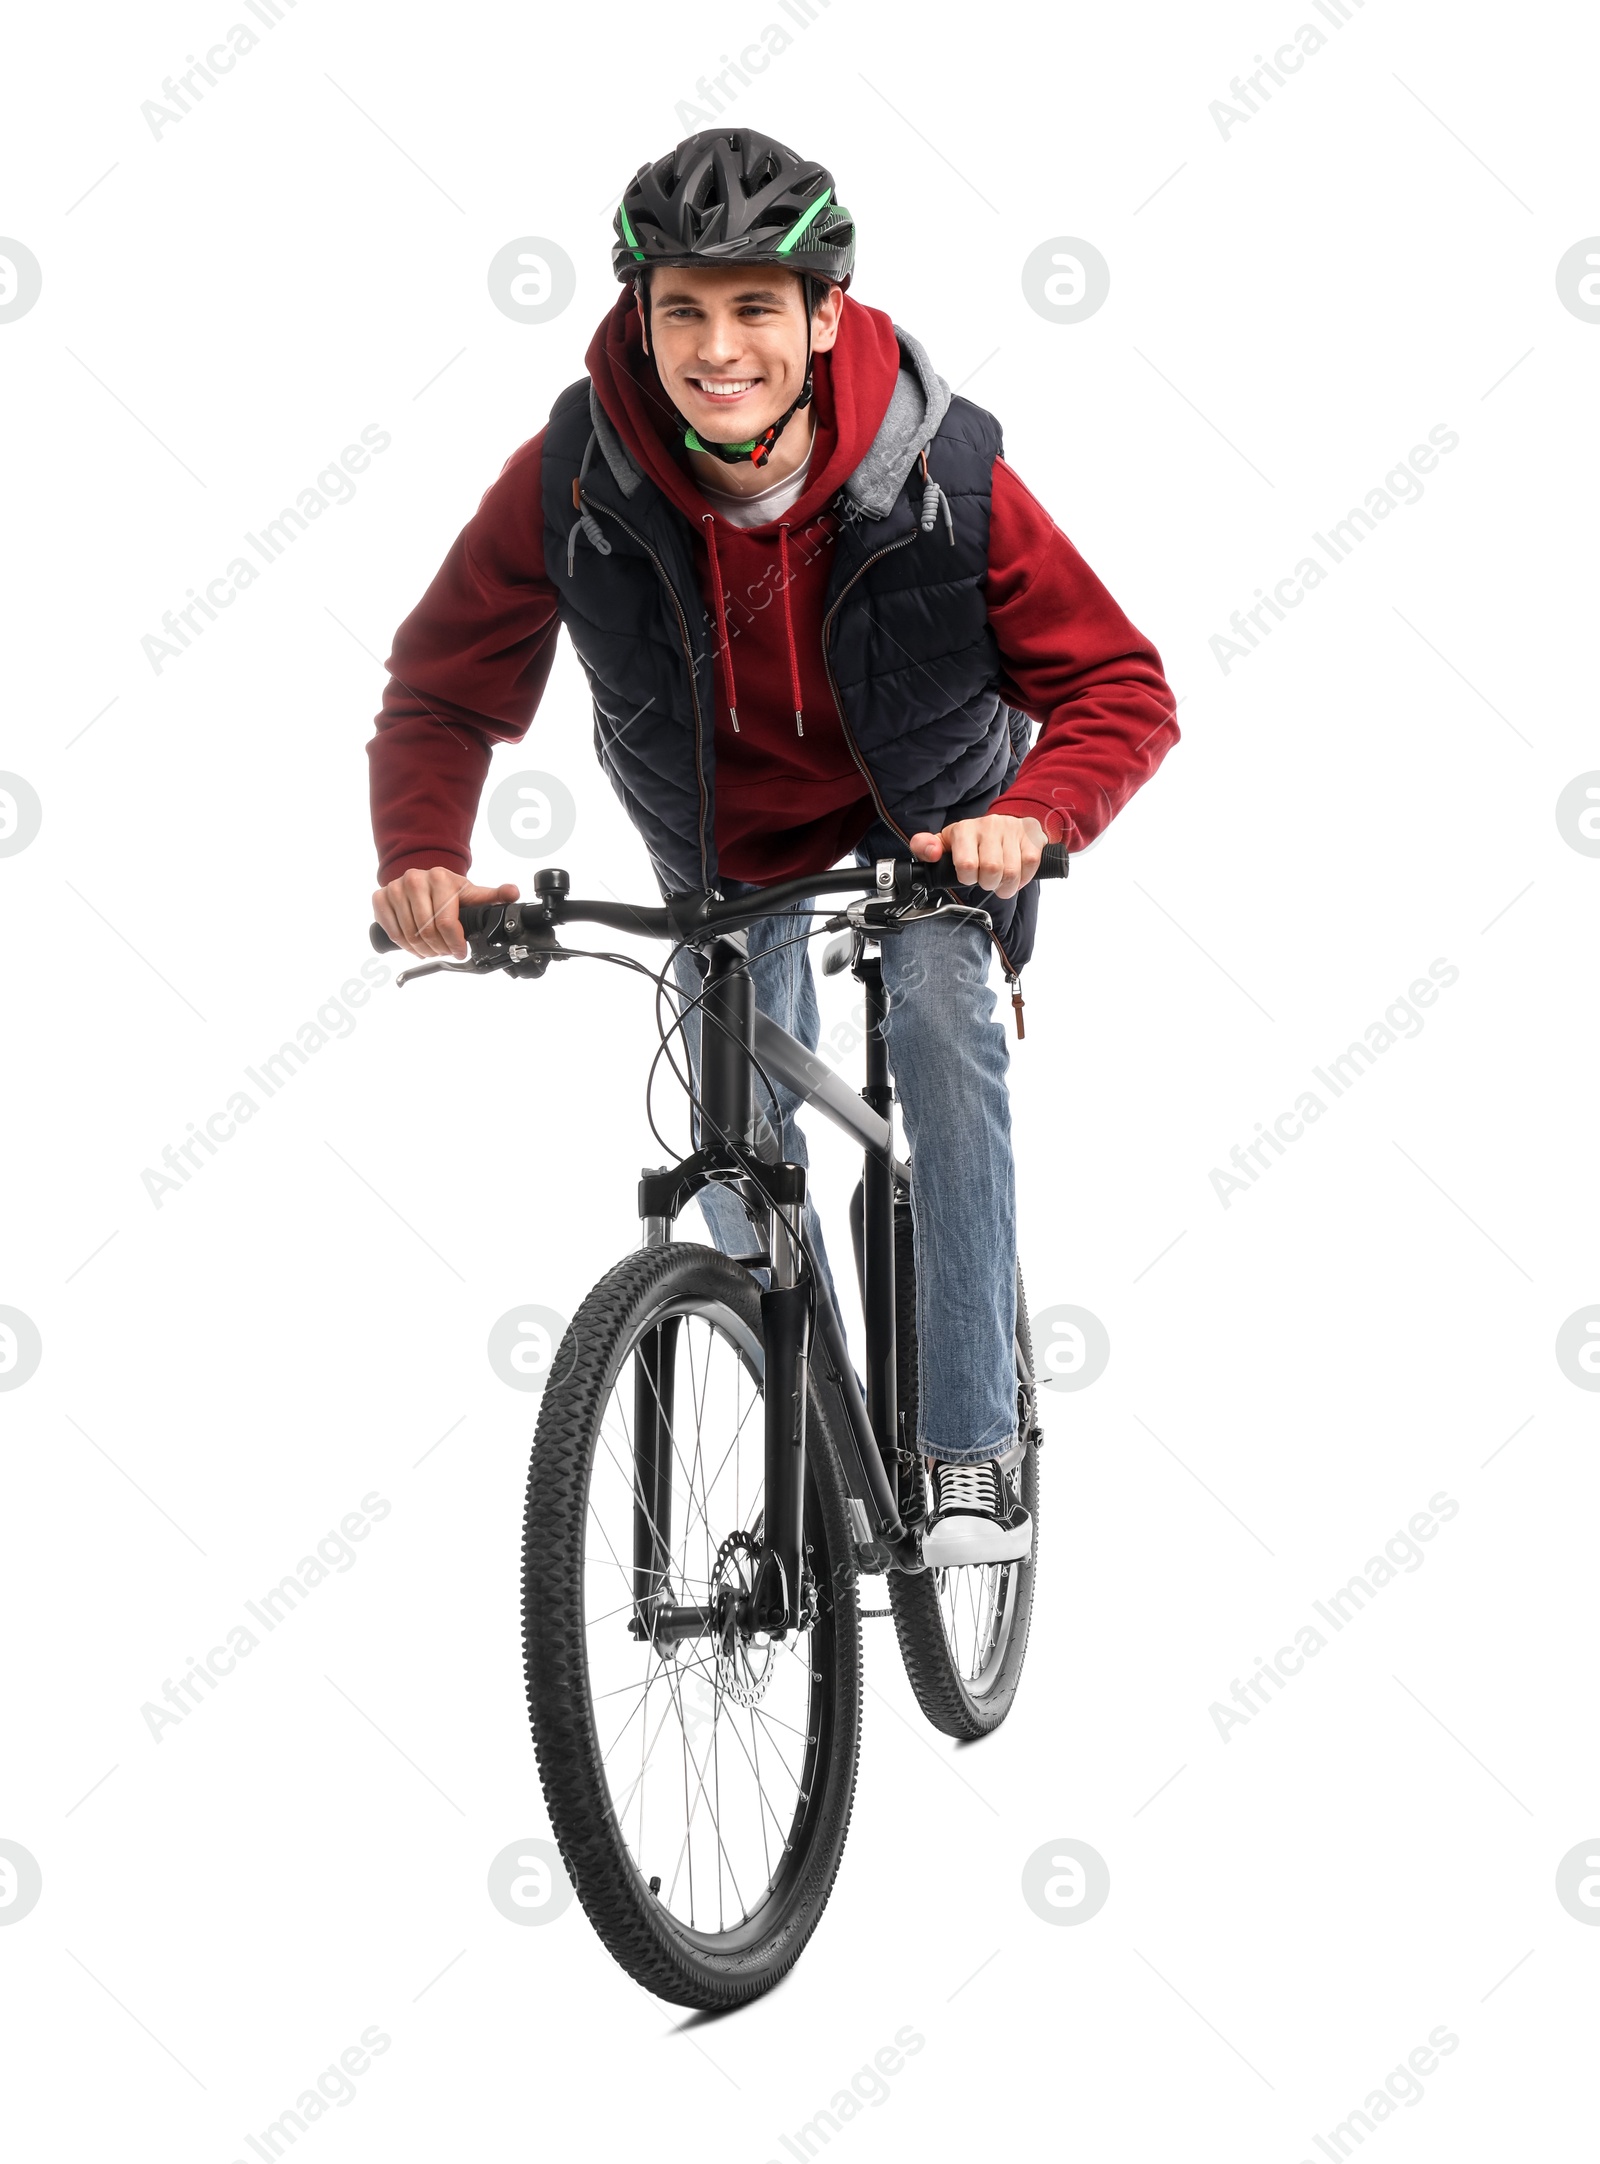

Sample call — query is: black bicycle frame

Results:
[370,844,1066,1644]
[633,929,920,1642]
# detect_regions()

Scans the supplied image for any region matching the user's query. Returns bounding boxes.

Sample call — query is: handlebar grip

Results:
[370,901,506,957]
[918,856,962,889]
[920,841,1070,890]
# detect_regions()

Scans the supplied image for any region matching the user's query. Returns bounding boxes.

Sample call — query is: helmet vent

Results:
[745,147,781,196]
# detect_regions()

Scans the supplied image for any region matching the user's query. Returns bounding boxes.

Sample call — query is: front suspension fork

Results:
[629,931,912,1645]
[631,1165,815,1641]
[631,1315,679,1618]
[747,1145,810,1636]
[753,1277,808,1633]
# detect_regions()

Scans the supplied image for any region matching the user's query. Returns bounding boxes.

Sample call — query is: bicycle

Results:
[370,841,1068,2007]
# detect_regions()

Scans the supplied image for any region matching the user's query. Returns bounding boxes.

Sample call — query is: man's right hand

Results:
[372,867,521,961]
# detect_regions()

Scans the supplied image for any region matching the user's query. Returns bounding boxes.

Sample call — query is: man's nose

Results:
[697,317,747,366]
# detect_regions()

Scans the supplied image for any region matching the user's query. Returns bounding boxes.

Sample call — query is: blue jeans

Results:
[669,887,1018,1466]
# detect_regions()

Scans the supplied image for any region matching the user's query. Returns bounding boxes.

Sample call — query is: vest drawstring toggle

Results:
[917,448,955,544]
[566,437,613,574]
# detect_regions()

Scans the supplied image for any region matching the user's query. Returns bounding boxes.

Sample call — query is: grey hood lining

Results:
[585,321,951,519]
[840,324,952,519]
[589,380,645,499]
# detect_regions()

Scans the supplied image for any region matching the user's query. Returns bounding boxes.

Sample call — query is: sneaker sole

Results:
[920,1517,1033,1569]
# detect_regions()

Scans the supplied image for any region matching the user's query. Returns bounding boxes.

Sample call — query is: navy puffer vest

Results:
[540,339,1040,971]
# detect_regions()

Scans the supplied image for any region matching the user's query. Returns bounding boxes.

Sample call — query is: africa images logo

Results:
[1209,427,1460,676]
[1209,960,1459,1207]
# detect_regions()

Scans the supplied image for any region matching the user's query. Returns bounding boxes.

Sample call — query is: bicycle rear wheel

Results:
[887,1206,1041,1739]
[522,1243,862,2008]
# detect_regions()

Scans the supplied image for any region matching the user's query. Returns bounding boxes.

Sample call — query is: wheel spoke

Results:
[657,1653,751,1925]
[624,1328,760,1557]
[750,1707,773,1884]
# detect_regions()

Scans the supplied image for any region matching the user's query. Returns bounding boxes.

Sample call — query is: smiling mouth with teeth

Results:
[690,377,762,397]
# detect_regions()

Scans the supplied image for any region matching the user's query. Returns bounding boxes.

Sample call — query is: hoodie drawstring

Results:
[699,514,740,734]
[701,514,808,738]
[778,524,805,736]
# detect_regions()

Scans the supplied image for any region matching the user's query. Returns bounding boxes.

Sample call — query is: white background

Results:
[4,0,1598,2156]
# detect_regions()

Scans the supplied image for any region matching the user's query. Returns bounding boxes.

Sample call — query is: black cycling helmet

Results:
[613,129,855,467]
[612,128,855,289]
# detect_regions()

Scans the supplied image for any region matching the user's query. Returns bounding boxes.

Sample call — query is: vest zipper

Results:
[579,493,712,893]
[820,529,919,849]
[821,527,1025,998]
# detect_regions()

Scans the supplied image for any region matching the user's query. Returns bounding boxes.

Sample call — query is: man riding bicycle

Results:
[369,128,1178,1570]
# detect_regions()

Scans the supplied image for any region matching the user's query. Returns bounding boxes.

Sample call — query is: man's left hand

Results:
[908,814,1049,900]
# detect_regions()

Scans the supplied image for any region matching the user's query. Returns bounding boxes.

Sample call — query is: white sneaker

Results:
[921,1457,1032,1568]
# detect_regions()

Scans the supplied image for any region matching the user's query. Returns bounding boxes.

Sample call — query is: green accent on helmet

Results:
[617,201,646,261]
[774,186,833,257]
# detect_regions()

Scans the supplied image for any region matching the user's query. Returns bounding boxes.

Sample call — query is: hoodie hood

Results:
[583,289,952,529]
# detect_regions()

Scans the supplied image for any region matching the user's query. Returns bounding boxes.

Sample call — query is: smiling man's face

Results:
[642,262,842,462]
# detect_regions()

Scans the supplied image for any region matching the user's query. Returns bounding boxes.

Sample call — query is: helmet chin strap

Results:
[660,274,818,470]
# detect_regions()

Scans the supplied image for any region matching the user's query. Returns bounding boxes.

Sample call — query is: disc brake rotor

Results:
[710,1532,777,1709]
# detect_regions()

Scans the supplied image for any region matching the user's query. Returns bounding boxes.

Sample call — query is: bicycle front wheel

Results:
[522,1243,863,2009]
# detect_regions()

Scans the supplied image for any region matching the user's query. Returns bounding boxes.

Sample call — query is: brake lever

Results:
[842,893,992,935]
[395,952,511,989]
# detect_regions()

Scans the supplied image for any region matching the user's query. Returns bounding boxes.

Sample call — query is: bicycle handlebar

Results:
[368,842,1069,958]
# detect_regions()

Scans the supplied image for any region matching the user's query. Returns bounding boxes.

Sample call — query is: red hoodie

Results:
[369,292,1177,889]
